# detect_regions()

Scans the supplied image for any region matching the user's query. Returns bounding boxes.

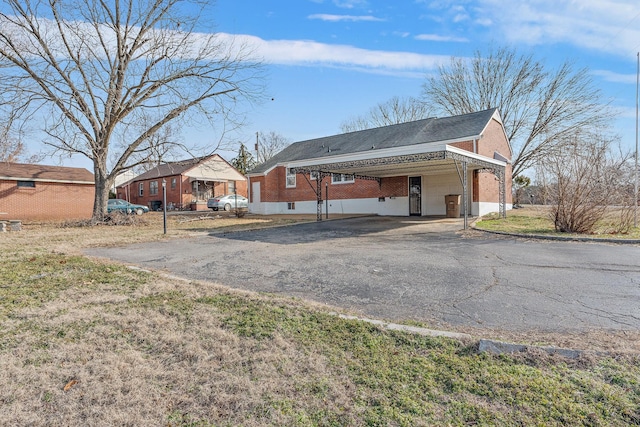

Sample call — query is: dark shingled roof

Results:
[0,162,94,183]
[131,157,206,181]
[249,108,498,174]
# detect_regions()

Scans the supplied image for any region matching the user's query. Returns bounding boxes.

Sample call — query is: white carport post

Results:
[462,161,468,230]
[453,158,469,230]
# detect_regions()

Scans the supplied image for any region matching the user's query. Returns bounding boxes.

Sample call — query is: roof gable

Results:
[128,154,245,183]
[249,109,499,175]
[0,162,94,183]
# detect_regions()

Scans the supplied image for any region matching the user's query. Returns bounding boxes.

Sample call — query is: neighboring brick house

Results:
[247,109,512,219]
[0,162,94,221]
[117,154,247,211]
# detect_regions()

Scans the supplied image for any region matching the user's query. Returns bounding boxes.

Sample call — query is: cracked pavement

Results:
[86,216,640,332]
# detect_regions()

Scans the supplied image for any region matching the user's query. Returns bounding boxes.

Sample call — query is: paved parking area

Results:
[87,216,640,333]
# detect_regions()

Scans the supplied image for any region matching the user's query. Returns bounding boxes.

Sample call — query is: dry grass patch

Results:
[476,205,640,239]
[2,218,640,425]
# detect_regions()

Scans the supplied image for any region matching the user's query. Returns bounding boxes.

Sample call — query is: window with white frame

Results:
[331,173,354,184]
[150,180,158,196]
[286,168,296,188]
[139,182,144,196]
[310,171,318,180]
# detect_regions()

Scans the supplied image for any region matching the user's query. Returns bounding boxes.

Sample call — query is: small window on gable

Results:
[310,171,318,180]
[286,168,296,188]
[139,182,144,196]
[17,180,35,188]
[331,173,354,184]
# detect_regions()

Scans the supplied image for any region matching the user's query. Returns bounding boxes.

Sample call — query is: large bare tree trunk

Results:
[0,0,264,222]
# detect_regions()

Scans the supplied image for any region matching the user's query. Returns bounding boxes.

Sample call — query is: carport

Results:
[290,145,508,229]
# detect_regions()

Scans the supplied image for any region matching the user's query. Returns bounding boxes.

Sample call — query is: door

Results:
[251,181,261,204]
[409,176,421,216]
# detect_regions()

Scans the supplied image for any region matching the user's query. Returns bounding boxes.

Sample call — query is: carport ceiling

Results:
[292,150,488,179]
[326,158,466,178]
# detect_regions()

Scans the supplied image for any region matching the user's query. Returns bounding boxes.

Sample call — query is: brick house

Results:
[247,109,512,221]
[0,162,94,221]
[117,154,247,211]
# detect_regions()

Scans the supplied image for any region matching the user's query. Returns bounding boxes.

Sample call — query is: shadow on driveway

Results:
[210,215,465,244]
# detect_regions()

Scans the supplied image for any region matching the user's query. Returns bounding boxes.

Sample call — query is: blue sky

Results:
[20,0,640,168]
[206,0,640,162]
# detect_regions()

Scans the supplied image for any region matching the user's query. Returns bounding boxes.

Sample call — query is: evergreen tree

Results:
[231,143,256,175]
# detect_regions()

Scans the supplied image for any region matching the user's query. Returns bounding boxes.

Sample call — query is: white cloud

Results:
[308,14,385,22]
[228,33,450,72]
[475,17,492,26]
[592,69,638,84]
[415,33,468,42]
[333,0,368,9]
[452,13,469,23]
[476,0,640,58]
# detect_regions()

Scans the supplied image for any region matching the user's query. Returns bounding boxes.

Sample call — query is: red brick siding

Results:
[450,119,513,204]
[256,167,408,202]
[117,175,247,209]
[479,119,512,203]
[0,179,94,221]
[450,140,474,152]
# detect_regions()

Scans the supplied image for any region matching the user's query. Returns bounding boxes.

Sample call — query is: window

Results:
[139,182,144,196]
[310,171,318,180]
[150,180,158,196]
[229,181,236,194]
[171,178,176,189]
[331,173,354,184]
[286,168,296,188]
[287,202,295,210]
[17,180,35,188]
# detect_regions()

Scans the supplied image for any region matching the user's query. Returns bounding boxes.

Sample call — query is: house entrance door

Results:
[409,176,421,216]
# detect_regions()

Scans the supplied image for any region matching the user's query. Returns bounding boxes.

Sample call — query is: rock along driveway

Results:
[86,216,640,333]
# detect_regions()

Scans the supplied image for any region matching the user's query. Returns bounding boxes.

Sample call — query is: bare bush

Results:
[539,132,634,234]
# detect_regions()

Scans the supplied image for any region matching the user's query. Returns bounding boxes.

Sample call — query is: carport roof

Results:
[248,108,500,175]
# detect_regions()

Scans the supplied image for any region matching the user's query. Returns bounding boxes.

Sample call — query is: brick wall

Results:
[479,119,513,203]
[0,179,94,221]
[256,167,408,202]
[117,175,247,209]
[448,119,513,204]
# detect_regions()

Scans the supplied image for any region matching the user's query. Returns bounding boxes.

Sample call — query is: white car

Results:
[207,194,248,211]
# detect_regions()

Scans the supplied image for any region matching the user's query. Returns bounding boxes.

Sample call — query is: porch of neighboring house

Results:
[116,154,247,211]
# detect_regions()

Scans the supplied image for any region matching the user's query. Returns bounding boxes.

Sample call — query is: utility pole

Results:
[635,52,639,228]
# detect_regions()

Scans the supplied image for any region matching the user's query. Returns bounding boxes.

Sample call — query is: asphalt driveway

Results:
[86,216,640,332]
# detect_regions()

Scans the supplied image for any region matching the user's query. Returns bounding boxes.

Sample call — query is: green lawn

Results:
[1,218,639,425]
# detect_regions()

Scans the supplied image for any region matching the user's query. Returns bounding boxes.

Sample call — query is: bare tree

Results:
[340,96,432,132]
[256,131,290,164]
[540,131,633,234]
[0,128,23,162]
[422,46,613,178]
[0,0,263,220]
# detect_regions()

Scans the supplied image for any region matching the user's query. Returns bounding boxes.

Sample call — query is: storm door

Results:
[409,176,422,216]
